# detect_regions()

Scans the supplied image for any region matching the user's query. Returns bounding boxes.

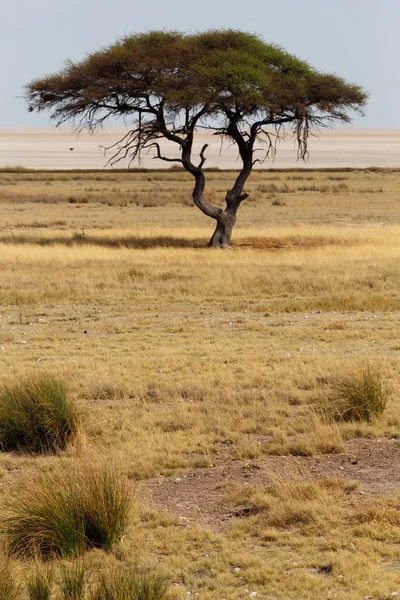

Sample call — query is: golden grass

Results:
[1,169,400,598]
[0,373,82,453]
[27,564,53,600]
[323,364,390,422]
[4,461,131,559]
[221,476,400,598]
[0,552,21,599]
[0,167,400,231]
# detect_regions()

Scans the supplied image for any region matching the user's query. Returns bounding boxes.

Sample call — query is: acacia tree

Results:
[26,30,367,248]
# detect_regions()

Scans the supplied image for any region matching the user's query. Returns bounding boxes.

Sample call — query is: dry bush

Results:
[257,183,292,194]
[297,183,329,192]
[331,183,349,193]
[0,373,82,453]
[327,365,389,422]
[4,463,132,559]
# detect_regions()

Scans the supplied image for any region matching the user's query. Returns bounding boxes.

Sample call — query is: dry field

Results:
[0,167,400,599]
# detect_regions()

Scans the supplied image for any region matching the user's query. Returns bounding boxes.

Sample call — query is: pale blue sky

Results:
[2,0,397,128]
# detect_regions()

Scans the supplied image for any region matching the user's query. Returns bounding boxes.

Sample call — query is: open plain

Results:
[1,128,400,170]
[1,166,400,598]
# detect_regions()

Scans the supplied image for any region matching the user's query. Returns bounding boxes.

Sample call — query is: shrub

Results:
[4,463,131,559]
[0,373,82,453]
[0,553,21,600]
[91,568,171,600]
[328,365,389,422]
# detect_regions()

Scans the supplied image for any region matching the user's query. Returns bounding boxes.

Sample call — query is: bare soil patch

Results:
[233,235,358,251]
[147,438,400,532]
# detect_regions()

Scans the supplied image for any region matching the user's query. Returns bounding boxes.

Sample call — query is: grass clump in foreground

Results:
[0,373,82,453]
[0,552,21,600]
[328,365,389,422]
[60,562,86,600]
[91,567,171,600]
[0,558,170,600]
[27,565,53,600]
[4,463,131,559]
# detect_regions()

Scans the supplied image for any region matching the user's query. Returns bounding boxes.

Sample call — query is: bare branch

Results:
[198,144,209,169]
[145,142,183,164]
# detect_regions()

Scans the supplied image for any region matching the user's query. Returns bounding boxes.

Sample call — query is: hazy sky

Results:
[2,0,397,128]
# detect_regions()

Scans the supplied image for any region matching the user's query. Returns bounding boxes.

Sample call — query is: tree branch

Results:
[145,142,183,164]
[198,144,209,169]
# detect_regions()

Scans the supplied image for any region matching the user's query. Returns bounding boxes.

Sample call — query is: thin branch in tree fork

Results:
[198,144,209,169]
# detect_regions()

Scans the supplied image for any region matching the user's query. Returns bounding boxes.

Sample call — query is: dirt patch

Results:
[147,438,400,531]
[234,235,359,251]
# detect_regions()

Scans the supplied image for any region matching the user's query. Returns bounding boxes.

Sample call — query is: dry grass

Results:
[60,562,86,600]
[225,476,361,530]
[0,169,400,598]
[222,476,400,597]
[0,552,21,600]
[4,462,132,559]
[0,167,399,229]
[0,373,82,453]
[27,564,53,600]
[91,567,171,600]
[325,364,390,422]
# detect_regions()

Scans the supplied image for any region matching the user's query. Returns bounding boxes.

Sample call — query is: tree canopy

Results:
[27,30,368,247]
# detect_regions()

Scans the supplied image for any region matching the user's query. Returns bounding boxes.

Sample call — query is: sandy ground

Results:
[1,128,400,170]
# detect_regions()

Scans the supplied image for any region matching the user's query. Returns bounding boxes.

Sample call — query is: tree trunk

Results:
[208,211,236,249]
[180,130,251,249]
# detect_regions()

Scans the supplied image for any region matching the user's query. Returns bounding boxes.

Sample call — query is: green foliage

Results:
[91,568,171,600]
[26,29,367,130]
[329,365,389,422]
[0,373,81,453]
[4,463,131,559]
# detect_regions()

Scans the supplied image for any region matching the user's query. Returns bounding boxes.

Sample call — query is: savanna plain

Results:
[1,166,400,599]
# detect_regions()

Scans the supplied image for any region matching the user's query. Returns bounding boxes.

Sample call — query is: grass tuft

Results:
[91,567,171,600]
[227,477,360,534]
[4,463,131,559]
[0,373,82,453]
[60,561,86,600]
[0,552,21,600]
[27,565,53,600]
[328,365,389,422]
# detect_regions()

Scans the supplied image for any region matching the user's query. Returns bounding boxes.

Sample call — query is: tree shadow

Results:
[0,232,208,249]
[0,232,355,251]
